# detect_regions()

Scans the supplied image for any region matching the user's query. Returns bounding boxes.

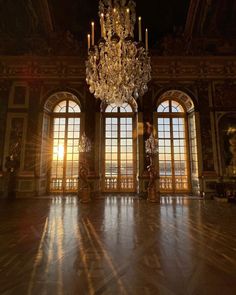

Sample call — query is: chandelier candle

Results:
[126,8,130,35]
[86,0,151,106]
[113,9,117,33]
[145,28,148,51]
[87,34,91,51]
[100,13,105,37]
[138,17,142,41]
[91,22,95,46]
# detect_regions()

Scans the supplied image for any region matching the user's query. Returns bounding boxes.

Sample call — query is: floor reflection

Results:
[0,196,236,294]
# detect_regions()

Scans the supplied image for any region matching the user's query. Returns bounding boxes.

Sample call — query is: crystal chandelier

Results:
[86,0,151,106]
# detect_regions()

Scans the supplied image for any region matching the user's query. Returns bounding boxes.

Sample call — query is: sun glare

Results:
[57,145,64,160]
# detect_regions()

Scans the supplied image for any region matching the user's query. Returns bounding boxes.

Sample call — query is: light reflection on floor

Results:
[0,196,236,295]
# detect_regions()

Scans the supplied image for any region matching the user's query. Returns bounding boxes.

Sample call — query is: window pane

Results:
[120,103,133,113]
[53,100,67,113]
[105,103,118,113]
[157,100,169,113]
[157,102,188,192]
[50,102,80,192]
[105,114,134,191]
[171,100,184,113]
[68,100,80,112]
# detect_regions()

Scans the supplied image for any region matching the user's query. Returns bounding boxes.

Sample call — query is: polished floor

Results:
[0,196,236,295]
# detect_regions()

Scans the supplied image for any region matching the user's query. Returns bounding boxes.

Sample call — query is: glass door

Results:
[156,100,189,192]
[104,103,136,192]
[50,100,81,192]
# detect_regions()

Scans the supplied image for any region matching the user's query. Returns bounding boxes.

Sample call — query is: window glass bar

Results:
[104,104,134,191]
[157,99,189,192]
[50,99,81,192]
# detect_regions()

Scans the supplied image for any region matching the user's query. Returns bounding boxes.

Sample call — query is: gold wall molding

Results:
[0,56,235,80]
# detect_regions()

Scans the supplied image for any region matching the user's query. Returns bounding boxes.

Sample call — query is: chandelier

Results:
[86,0,151,106]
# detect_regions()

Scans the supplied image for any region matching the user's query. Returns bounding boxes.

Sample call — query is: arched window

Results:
[50,99,81,192]
[156,99,190,192]
[103,102,137,192]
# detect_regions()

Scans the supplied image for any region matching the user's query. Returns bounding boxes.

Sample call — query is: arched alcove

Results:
[100,101,138,192]
[38,91,82,194]
[158,90,195,112]
[100,98,138,113]
[44,91,82,113]
[155,90,200,195]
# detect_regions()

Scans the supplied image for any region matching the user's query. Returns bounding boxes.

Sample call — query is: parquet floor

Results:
[0,196,236,295]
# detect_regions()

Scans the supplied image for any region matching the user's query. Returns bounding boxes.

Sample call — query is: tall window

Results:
[50,100,81,192]
[156,100,190,192]
[103,103,136,192]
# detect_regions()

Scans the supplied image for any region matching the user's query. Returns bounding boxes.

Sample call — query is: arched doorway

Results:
[43,92,82,193]
[102,102,137,192]
[155,90,200,194]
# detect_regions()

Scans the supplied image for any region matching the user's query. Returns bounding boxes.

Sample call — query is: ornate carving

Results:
[228,129,236,176]
[145,130,160,203]
[214,82,236,107]
[79,159,89,189]
[0,79,11,92]
[44,92,80,112]
[0,62,7,75]
[5,156,19,173]
[159,28,188,56]
[159,90,194,112]
[0,31,82,56]
[0,56,235,81]
[219,114,236,176]
[151,57,236,80]
[13,86,27,105]
[78,134,92,203]
[9,118,23,161]
[4,117,23,199]
[198,82,215,171]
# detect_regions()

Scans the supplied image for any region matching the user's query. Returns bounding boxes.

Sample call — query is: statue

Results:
[4,120,23,199]
[5,154,20,199]
[227,127,236,176]
[145,131,160,203]
[78,133,92,203]
[79,159,89,189]
[5,155,20,173]
[147,156,157,185]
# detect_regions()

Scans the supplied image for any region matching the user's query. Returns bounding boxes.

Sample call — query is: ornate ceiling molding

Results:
[0,57,85,80]
[0,56,235,81]
[151,56,236,80]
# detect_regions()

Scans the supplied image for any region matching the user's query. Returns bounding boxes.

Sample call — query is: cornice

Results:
[0,56,85,80]
[151,56,236,80]
[0,55,235,81]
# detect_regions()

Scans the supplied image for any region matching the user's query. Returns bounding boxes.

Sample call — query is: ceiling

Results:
[0,0,190,46]
[2,0,235,55]
[48,0,190,48]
